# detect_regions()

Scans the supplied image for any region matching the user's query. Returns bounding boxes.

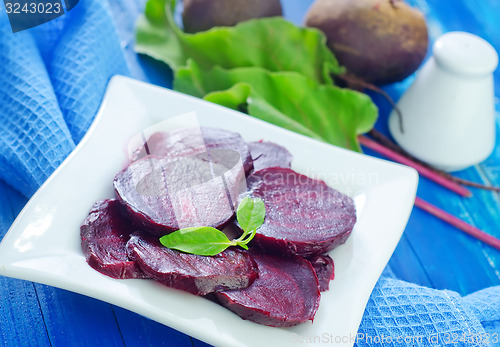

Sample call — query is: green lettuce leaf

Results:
[136,0,342,84]
[136,0,378,151]
[175,60,377,151]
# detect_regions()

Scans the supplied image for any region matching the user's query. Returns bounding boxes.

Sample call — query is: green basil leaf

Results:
[176,61,378,152]
[159,226,232,256]
[136,0,342,83]
[237,197,266,234]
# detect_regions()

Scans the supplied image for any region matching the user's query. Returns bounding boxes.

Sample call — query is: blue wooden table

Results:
[1,1,499,346]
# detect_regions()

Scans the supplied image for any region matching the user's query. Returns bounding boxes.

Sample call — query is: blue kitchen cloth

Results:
[0,0,129,197]
[356,276,499,347]
[0,1,498,347]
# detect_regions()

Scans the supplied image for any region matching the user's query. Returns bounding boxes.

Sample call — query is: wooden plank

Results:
[0,181,51,347]
[0,278,51,347]
[33,284,125,347]
[111,306,196,347]
[410,179,500,295]
[366,122,500,295]
[191,339,213,347]
[388,231,434,288]
[477,110,500,188]
[362,144,499,294]
[366,79,500,296]
[366,99,500,294]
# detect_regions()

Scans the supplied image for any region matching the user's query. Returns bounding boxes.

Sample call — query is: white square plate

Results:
[0,76,418,347]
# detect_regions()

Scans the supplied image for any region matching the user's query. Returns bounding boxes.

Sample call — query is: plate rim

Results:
[0,75,418,347]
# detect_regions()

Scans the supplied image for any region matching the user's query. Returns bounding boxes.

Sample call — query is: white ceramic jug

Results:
[388,31,498,172]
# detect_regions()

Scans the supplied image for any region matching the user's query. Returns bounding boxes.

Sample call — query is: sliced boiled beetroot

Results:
[114,154,244,236]
[308,254,335,292]
[131,127,253,174]
[214,251,320,327]
[80,199,148,279]
[242,167,356,257]
[126,232,258,296]
[248,141,293,171]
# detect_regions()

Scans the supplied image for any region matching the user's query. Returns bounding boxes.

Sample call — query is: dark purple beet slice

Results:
[307,254,335,292]
[242,167,356,257]
[80,199,148,279]
[214,251,320,327]
[114,154,244,236]
[248,141,293,171]
[126,232,258,296]
[131,127,253,174]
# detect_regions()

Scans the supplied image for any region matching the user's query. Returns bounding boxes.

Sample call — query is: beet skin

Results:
[305,0,428,85]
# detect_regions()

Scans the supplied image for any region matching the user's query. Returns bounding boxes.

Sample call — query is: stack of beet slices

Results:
[80,127,356,327]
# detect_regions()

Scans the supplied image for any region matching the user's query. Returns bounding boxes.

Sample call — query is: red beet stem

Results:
[358,135,472,197]
[414,197,500,251]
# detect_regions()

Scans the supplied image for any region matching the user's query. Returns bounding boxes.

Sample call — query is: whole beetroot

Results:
[183,0,283,33]
[305,0,428,85]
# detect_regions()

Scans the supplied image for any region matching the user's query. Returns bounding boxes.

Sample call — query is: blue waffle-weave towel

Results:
[0,1,498,347]
[0,0,128,197]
